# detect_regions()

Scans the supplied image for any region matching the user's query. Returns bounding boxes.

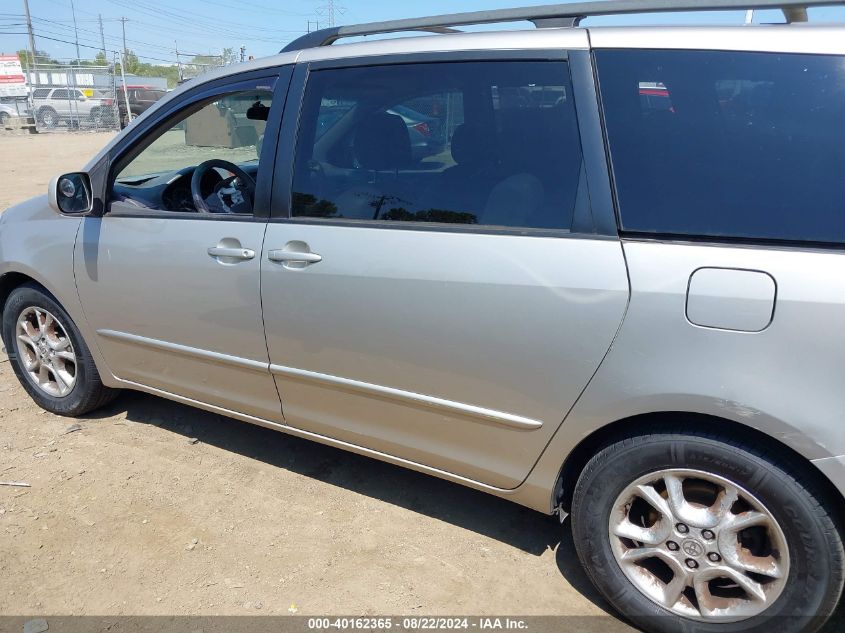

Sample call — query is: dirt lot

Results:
[0,132,626,622]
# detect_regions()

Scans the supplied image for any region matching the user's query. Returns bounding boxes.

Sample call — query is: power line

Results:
[1,30,176,64]
[28,15,201,57]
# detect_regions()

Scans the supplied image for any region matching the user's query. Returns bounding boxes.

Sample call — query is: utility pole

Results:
[69,0,81,61]
[120,17,128,57]
[240,45,246,63]
[98,14,107,60]
[175,40,183,81]
[22,0,38,82]
[307,20,320,32]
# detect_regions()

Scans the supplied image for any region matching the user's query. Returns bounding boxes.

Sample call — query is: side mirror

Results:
[48,172,93,215]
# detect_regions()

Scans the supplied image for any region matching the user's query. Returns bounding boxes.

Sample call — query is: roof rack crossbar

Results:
[281,0,841,52]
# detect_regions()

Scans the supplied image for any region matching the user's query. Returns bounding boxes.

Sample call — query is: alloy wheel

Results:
[15,306,77,397]
[609,468,789,622]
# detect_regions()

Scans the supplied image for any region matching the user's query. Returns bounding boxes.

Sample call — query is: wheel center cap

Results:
[681,539,705,557]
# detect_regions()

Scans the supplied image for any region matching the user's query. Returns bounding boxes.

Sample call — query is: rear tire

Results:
[571,430,844,633]
[2,284,119,416]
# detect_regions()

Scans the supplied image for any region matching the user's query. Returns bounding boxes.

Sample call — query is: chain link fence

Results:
[27,62,121,133]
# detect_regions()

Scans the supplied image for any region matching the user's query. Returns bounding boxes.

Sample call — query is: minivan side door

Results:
[260,52,629,489]
[75,69,290,421]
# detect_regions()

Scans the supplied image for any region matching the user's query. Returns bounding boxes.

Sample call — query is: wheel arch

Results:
[0,267,116,387]
[0,271,44,319]
[554,411,845,522]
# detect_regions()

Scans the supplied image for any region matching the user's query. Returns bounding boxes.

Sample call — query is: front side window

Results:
[291,61,584,230]
[597,49,845,243]
[111,88,272,215]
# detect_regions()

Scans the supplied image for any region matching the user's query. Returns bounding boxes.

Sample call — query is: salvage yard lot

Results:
[0,132,624,620]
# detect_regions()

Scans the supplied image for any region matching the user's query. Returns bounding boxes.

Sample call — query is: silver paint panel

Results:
[74,215,282,420]
[521,239,845,512]
[0,198,117,385]
[261,225,629,489]
[812,454,845,502]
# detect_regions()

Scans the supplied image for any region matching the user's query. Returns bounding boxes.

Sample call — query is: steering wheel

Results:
[191,159,256,214]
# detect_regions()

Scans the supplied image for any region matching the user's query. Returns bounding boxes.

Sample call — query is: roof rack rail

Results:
[281,0,842,52]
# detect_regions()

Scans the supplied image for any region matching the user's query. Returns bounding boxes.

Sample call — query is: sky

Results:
[2,0,845,66]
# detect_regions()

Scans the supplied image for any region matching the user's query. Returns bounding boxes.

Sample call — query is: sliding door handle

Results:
[268,249,322,265]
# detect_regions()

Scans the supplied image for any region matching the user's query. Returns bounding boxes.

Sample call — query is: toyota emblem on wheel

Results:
[681,540,704,558]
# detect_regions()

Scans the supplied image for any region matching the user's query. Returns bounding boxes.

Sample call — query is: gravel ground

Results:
[0,131,627,622]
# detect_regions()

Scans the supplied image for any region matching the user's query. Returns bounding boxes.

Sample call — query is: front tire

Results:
[571,430,844,633]
[2,284,118,416]
[38,107,58,128]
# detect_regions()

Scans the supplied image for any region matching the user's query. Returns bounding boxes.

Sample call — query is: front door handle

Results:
[207,246,255,260]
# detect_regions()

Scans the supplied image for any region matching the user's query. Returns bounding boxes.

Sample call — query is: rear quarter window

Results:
[596,49,845,244]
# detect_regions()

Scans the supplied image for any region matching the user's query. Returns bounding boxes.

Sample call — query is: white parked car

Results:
[30,87,115,127]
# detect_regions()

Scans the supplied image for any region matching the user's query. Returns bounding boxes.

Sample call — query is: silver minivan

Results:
[2,2,844,631]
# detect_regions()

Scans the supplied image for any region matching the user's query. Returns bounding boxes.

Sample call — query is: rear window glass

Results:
[596,49,845,243]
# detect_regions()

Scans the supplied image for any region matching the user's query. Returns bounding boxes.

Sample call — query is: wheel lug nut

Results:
[686,559,699,569]
[702,529,715,540]
[676,523,689,534]
[707,552,721,563]
[667,541,679,551]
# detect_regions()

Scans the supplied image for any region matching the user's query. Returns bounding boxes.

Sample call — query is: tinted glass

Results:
[597,50,845,243]
[51,90,68,100]
[291,61,585,230]
[138,89,165,101]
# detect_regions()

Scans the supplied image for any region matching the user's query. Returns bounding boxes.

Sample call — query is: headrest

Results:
[354,112,412,170]
[450,123,493,166]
